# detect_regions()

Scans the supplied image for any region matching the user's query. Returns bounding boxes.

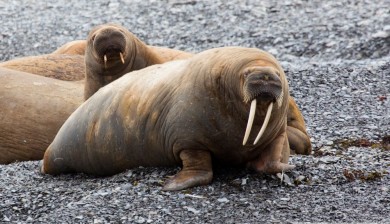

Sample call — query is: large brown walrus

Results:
[82,23,311,153]
[0,67,83,164]
[41,47,294,191]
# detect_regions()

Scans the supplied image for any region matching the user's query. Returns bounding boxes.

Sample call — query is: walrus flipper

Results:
[286,97,312,155]
[248,131,295,174]
[163,149,213,191]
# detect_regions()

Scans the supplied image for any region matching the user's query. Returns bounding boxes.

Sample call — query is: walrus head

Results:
[240,66,284,146]
[87,24,129,71]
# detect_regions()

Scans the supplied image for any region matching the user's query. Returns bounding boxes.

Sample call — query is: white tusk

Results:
[104,55,108,69]
[253,102,273,145]
[242,99,257,146]
[119,52,125,64]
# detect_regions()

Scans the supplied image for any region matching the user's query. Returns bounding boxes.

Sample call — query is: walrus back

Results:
[42,61,186,175]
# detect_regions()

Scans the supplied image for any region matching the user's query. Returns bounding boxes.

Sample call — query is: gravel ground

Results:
[0,0,389,223]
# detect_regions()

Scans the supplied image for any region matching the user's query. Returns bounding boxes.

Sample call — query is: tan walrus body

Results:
[0,67,83,164]
[41,47,294,191]
[0,54,85,81]
[51,40,87,55]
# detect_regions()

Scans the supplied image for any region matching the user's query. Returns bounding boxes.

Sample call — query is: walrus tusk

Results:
[104,55,107,69]
[119,52,125,64]
[242,99,257,146]
[253,102,273,145]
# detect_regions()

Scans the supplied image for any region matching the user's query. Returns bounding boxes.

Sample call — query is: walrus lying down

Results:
[41,47,294,191]
[0,67,83,164]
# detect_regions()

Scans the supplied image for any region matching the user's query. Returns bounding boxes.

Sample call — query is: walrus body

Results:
[51,40,87,55]
[0,54,85,81]
[0,67,83,164]
[42,47,294,191]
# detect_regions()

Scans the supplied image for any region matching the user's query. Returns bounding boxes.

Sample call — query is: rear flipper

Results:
[287,97,312,155]
[287,126,312,155]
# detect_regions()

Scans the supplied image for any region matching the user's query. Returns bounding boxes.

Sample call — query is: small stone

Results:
[184,206,200,214]
[372,31,388,38]
[217,197,229,203]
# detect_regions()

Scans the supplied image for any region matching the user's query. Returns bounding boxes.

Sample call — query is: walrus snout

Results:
[93,29,127,66]
[243,68,282,104]
[242,67,282,146]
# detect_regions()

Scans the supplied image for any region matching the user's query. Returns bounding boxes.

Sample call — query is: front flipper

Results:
[248,131,295,174]
[163,149,213,191]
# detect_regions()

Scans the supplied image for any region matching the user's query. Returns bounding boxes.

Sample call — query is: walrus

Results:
[82,23,312,153]
[0,67,83,164]
[0,54,85,81]
[41,47,294,191]
[83,23,192,99]
[51,40,87,55]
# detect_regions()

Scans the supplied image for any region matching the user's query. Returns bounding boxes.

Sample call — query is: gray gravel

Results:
[1,0,389,223]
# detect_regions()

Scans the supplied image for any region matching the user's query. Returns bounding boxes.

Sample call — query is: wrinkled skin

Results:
[41,47,294,191]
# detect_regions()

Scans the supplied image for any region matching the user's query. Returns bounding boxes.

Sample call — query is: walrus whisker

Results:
[253,102,273,145]
[104,55,107,69]
[277,91,284,108]
[119,52,125,64]
[242,99,257,146]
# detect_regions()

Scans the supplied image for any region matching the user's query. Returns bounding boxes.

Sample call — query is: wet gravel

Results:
[0,0,389,223]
